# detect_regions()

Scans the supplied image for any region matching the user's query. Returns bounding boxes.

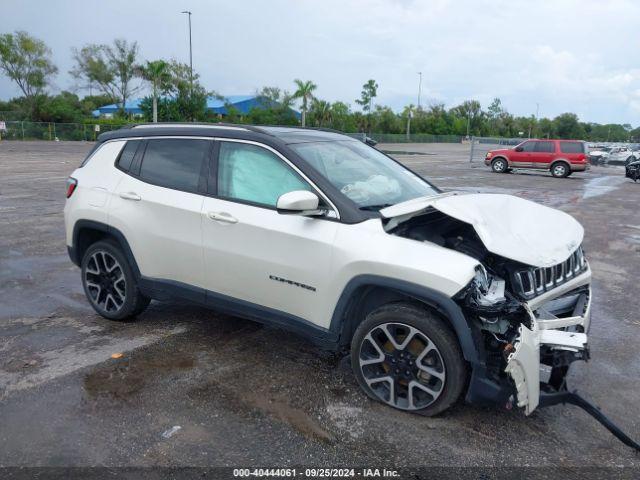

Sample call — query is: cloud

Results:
[1,0,639,125]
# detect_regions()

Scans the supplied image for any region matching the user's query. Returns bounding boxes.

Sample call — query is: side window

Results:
[116,140,141,172]
[217,142,312,208]
[139,139,210,192]
[521,141,536,152]
[559,142,584,154]
[534,141,555,153]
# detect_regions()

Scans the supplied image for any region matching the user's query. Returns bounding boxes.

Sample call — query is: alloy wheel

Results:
[553,164,567,177]
[358,322,446,410]
[84,250,127,313]
[493,159,505,172]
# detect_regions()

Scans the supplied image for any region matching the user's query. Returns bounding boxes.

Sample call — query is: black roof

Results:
[97,123,354,145]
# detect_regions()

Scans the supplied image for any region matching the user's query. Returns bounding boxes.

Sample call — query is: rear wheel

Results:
[81,240,150,320]
[551,162,570,178]
[491,158,507,173]
[351,303,467,416]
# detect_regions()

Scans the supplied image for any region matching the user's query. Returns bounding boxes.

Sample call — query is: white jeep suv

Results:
[64,124,591,416]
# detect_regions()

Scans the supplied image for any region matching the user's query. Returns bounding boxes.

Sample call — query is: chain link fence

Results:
[0,120,466,145]
[468,136,524,163]
[0,121,124,141]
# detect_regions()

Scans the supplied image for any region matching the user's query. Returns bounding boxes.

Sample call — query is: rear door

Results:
[559,141,586,164]
[531,140,556,168]
[200,139,339,327]
[108,137,212,293]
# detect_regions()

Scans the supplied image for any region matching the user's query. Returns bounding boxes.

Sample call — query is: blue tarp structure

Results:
[93,95,300,119]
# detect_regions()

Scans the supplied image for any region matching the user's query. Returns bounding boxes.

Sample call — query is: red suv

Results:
[484,139,589,177]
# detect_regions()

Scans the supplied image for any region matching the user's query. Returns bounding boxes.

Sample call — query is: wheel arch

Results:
[70,220,141,279]
[491,155,509,166]
[329,275,480,365]
[550,158,570,170]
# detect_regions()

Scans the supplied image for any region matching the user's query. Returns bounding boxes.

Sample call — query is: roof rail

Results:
[119,122,279,137]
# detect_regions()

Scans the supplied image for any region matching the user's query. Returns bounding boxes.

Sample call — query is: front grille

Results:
[513,247,587,299]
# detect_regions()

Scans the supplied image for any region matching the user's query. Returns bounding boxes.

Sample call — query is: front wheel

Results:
[491,158,507,173]
[81,240,150,320]
[351,303,467,416]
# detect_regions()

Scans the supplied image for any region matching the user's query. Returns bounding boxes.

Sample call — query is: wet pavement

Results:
[0,141,639,467]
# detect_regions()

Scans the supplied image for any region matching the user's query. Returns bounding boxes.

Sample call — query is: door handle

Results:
[207,211,238,224]
[119,192,141,201]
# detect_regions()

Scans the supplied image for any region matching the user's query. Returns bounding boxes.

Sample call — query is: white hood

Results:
[381,193,584,267]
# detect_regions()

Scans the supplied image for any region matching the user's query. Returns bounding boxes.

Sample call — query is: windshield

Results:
[290,140,439,209]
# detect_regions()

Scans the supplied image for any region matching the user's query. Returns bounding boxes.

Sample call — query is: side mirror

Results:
[276,190,323,216]
[515,146,524,152]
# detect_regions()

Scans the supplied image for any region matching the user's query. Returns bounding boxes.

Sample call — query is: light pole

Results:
[181,10,193,99]
[529,102,540,138]
[417,72,422,110]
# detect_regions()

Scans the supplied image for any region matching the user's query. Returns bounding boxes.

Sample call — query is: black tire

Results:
[491,158,508,173]
[351,303,467,417]
[551,162,570,178]
[81,240,150,321]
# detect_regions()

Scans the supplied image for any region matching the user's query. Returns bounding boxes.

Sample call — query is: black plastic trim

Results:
[137,276,338,348]
[70,220,142,278]
[329,274,480,364]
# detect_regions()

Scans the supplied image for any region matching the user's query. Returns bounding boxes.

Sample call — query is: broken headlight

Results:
[459,265,522,316]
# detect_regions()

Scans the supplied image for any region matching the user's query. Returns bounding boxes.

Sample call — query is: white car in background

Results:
[589,146,635,165]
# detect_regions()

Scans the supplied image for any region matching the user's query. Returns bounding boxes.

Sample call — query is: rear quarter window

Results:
[559,142,584,154]
[116,140,141,172]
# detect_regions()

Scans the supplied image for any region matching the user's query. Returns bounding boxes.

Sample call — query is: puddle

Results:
[84,350,195,400]
[582,176,626,199]
[188,379,334,444]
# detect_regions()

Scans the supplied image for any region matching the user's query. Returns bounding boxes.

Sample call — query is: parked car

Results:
[626,158,640,182]
[65,124,591,417]
[588,145,610,165]
[485,139,589,177]
[604,146,635,165]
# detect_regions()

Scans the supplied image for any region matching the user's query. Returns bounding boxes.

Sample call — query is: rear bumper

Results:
[571,163,589,172]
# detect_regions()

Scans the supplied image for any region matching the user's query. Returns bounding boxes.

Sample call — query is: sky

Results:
[2,0,640,125]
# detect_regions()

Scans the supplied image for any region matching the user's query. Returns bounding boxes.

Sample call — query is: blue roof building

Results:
[93,95,300,119]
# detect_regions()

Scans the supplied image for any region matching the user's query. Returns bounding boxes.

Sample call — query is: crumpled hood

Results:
[381,193,584,268]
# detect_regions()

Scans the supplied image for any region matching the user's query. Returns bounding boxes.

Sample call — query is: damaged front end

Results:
[383,194,591,415]
[457,260,591,415]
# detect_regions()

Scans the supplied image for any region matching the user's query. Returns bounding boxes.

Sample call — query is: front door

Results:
[201,140,339,328]
[511,140,535,167]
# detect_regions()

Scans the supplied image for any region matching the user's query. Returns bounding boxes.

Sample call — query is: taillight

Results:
[66,177,78,198]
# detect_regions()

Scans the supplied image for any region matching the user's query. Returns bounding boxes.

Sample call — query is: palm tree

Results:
[293,79,317,127]
[136,60,171,122]
[311,98,331,127]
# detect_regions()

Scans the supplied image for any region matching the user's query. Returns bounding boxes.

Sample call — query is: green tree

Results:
[71,39,141,114]
[293,79,317,127]
[450,100,483,137]
[309,98,331,127]
[553,113,584,139]
[356,79,378,113]
[356,79,379,134]
[136,60,172,122]
[0,31,58,117]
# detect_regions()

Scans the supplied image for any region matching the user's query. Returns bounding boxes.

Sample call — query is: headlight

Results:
[471,265,506,306]
[486,152,493,158]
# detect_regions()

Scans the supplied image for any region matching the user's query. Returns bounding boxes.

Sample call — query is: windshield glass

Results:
[290,140,439,209]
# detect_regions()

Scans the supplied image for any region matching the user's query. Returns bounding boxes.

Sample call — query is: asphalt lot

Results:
[0,140,639,468]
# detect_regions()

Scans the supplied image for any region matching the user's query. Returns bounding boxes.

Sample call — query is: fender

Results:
[328,274,480,365]
[69,219,141,279]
